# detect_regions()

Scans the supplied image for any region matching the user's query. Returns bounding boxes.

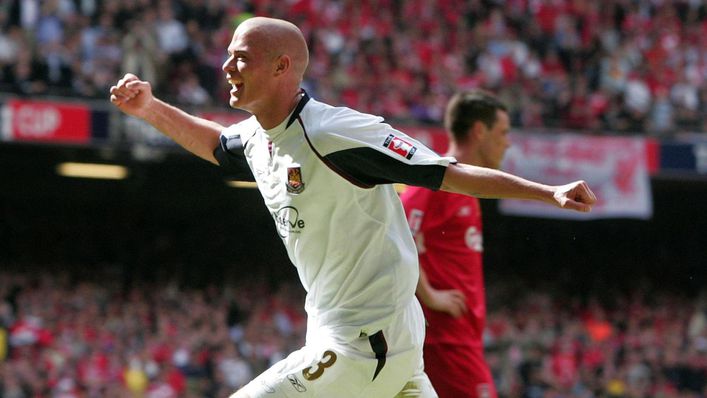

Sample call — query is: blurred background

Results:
[0,0,706,397]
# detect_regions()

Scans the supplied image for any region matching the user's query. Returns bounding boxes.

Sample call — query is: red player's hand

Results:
[425,288,467,318]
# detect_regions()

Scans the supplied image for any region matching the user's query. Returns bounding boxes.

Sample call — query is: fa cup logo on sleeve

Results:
[286,164,305,194]
[383,134,417,159]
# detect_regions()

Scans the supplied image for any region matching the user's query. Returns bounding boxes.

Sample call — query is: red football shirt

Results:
[400,186,486,347]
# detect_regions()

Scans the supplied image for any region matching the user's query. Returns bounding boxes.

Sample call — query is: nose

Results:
[222,55,234,73]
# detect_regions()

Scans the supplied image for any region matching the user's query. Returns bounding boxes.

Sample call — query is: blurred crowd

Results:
[0,270,307,398]
[0,0,706,135]
[0,270,705,398]
[484,283,707,398]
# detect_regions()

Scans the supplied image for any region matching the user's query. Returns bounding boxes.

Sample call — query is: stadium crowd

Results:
[0,0,706,135]
[0,269,705,398]
[1,0,707,397]
[0,270,307,398]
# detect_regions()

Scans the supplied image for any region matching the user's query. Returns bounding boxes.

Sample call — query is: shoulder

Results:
[299,99,390,149]
[301,99,385,132]
[221,116,260,143]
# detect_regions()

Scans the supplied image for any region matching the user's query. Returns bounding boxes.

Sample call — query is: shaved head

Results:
[223,17,311,128]
[235,17,309,81]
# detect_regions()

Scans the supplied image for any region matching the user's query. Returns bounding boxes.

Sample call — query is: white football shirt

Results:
[215,92,455,347]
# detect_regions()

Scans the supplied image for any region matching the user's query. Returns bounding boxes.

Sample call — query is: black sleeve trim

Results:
[323,147,448,190]
[301,119,374,188]
[299,115,447,190]
[213,134,255,182]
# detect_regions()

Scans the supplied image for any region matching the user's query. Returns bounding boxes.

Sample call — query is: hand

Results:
[553,180,597,212]
[423,288,467,318]
[109,73,154,118]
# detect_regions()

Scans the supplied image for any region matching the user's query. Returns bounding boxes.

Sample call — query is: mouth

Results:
[230,84,243,94]
[227,79,243,96]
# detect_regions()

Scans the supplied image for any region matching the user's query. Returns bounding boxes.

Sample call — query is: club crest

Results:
[287,164,305,194]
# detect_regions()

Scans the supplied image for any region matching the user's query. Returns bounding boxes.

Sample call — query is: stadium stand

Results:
[1,267,705,397]
[1,1,706,397]
[0,0,706,134]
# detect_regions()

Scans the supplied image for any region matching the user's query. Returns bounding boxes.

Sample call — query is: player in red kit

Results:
[401,90,510,398]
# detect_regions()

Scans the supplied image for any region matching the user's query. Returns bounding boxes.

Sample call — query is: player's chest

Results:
[247,136,317,207]
[429,200,483,240]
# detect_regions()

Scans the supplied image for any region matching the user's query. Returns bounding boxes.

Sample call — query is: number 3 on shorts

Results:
[302,350,337,381]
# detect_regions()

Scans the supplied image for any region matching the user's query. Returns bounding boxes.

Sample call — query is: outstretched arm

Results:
[109,73,224,164]
[441,163,596,212]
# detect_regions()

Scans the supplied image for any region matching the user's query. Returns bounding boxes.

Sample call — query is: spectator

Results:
[2,47,47,95]
[154,1,188,61]
[176,72,210,106]
[121,17,159,86]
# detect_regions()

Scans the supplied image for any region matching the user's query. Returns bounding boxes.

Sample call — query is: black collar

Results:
[286,90,311,128]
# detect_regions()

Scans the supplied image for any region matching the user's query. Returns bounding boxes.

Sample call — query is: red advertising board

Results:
[3,99,91,144]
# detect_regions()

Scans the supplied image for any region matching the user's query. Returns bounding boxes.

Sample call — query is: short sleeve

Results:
[214,120,258,182]
[304,111,456,189]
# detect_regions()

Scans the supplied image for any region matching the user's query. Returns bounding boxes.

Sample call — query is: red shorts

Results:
[423,343,497,398]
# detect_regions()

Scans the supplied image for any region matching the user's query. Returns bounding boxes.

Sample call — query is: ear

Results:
[274,55,291,76]
[469,120,486,141]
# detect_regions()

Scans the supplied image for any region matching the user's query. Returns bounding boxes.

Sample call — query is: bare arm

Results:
[109,73,224,164]
[416,266,467,318]
[441,163,596,212]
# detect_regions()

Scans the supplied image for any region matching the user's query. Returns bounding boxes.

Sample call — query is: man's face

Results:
[222,28,274,113]
[478,110,511,170]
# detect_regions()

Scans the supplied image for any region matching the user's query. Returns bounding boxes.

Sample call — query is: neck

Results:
[255,89,303,130]
[446,141,482,167]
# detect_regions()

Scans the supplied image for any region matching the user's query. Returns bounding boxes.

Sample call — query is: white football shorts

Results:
[230,299,438,398]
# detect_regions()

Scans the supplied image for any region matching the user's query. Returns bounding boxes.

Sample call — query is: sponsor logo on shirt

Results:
[273,206,306,238]
[383,134,417,159]
[286,164,305,194]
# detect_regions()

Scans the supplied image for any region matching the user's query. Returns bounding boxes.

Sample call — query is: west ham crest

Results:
[286,164,305,194]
